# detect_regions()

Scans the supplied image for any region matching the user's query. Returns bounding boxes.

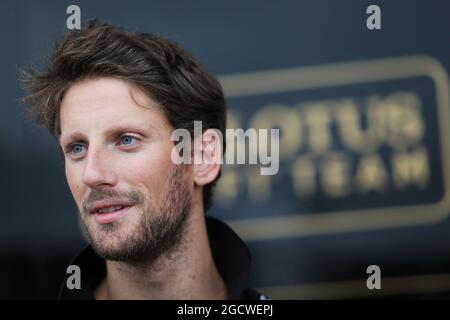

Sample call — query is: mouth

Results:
[89,200,135,224]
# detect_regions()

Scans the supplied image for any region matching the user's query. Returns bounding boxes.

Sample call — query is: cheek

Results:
[119,146,174,188]
[65,163,84,202]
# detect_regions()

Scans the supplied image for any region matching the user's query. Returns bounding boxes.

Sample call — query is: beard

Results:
[79,164,191,265]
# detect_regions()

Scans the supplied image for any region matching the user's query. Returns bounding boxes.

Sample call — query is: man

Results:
[22,20,266,300]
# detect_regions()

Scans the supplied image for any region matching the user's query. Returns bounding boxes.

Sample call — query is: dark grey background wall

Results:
[1,0,450,299]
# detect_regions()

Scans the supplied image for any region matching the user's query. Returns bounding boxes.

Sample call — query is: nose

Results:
[82,148,117,188]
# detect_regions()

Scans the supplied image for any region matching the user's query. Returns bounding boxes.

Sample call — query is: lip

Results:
[89,200,136,225]
[93,205,134,224]
[89,199,135,214]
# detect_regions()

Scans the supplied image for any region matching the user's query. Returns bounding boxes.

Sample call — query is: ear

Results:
[193,128,223,187]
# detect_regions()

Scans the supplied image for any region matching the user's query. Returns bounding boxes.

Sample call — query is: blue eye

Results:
[120,135,135,146]
[70,144,85,154]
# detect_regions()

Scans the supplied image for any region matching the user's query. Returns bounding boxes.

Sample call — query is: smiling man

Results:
[22,20,265,300]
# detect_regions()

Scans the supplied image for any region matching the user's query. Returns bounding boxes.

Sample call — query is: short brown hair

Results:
[21,19,226,212]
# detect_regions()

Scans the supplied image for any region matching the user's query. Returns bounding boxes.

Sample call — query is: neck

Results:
[94,211,227,300]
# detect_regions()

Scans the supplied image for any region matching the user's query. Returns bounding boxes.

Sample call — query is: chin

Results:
[90,233,139,261]
[84,218,138,258]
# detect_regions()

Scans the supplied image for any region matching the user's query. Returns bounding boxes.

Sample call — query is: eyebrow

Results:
[59,132,86,146]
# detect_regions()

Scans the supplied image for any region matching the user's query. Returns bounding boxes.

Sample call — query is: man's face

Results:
[59,77,192,263]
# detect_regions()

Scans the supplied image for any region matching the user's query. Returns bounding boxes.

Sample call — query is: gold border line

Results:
[218,55,450,241]
[257,273,450,299]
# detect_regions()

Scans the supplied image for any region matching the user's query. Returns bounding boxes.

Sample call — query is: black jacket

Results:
[59,216,267,300]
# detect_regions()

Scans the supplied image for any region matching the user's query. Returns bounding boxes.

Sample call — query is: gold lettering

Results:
[321,153,352,198]
[249,104,302,161]
[291,156,316,198]
[355,154,388,193]
[392,147,429,189]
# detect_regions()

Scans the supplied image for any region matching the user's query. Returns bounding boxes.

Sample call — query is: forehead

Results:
[59,77,170,138]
